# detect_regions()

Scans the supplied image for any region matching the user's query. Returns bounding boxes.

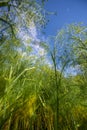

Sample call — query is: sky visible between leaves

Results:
[44,0,87,37]
[17,0,87,71]
[43,0,87,75]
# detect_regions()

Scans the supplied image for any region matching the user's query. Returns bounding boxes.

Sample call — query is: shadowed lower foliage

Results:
[1,95,54,130]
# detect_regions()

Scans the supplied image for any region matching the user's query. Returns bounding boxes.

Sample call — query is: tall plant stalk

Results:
[50,48,59,130]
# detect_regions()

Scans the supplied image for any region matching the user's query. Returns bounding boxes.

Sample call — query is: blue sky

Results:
[44,0,87,37]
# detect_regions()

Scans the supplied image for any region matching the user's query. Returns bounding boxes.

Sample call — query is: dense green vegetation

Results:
[0,0,87,130]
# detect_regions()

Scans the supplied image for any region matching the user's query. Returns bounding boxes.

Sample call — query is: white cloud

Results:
[29,21,38,40]
[16,17,51,66]
[30,44,46,57]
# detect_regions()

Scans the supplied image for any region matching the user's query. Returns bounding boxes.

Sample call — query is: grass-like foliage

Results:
[1,2,87,128]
